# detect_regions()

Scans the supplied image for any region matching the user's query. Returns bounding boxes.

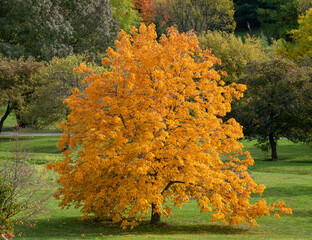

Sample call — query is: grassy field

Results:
[0,136,311,240]
[0,136,62,165]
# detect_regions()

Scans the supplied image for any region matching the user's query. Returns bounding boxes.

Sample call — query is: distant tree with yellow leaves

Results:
[275,8,312,61]
[47,24,291,228]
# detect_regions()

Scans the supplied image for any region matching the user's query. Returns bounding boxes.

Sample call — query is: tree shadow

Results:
[291,209,312,219]
[262,185,311,197]
[18,216,251,239]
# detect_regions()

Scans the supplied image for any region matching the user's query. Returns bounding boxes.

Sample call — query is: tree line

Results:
[0,1,311,157]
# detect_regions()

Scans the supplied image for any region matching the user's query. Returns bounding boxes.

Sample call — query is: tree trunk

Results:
[269,132,278,160]
[15,112,27,128]
[150,203,160,225]
[0,103,12,133]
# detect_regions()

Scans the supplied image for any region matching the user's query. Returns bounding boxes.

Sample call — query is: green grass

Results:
[0,106,18,132]
[243,139,312,175]
[0,106,61,133]
[0,137,311,239]
[0,136,62,165]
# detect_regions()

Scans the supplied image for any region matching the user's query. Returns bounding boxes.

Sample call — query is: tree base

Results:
[151,203,161,225]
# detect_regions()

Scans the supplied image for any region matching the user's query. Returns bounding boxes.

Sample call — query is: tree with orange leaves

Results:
[47,24,292,228]
[133,0,155,23]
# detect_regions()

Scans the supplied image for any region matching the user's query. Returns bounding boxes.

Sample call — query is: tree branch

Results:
[120,114,127,129]
[161,180,185,195]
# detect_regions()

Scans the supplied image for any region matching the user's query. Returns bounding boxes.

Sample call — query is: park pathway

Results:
[0,132,62,137]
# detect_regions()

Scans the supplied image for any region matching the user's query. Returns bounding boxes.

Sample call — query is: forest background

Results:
[0,0,312,239]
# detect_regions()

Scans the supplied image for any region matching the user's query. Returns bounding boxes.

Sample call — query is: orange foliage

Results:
[47,24,292,229]
[133,0,155,23]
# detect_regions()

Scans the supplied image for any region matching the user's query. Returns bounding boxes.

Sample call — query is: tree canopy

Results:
[0,0,119,61]
[198,30,267,83]
[111,0,142,33]
[0,57,43,132]
[233,58,312,160]
[257,0,299,39]
[234,0,262,30]
[0,0,71,60]
[298,0,312,13]
[48,24,291,229]
[133,0,156,24]
[153,0,236,33]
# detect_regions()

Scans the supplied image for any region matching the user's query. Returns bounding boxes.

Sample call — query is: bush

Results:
[0,134,52,235]
[0,225,15,240]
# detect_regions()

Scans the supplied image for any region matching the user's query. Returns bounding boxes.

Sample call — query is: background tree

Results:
[0,0,118,61]
[18,55,105,128]
[153,0,236,33]
[234,58,312,160]
[48,24,291,229]
[0,57,42,132]
[274,8,312,146]
[58,0,119,62]
[111,0,142,33]
[234,0,262,30]
[0,0,72,61]
[133,0,156,23]
[234,0,311,32]
[275,8,312,61]
[298,0,312,13]
[198,30,268,83]
[258,0,299,40]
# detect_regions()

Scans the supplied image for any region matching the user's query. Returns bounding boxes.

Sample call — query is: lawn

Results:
[1,136,311,239]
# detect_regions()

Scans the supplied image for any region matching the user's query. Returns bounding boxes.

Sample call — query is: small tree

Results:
[48,24,291,228]
[0,134,52,235]
[234,58,312,160]
[0,58,42,132]
[17,55,105,129]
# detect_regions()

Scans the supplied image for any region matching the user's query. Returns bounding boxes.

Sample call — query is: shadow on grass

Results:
[291,209,312,218]
[250,160,312,175]
[0,136,60,154]
[262,185,311,198]
[285,159,312,164]
[2,126,14,132]
[262,157,312,164]
[19,216,250,239]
